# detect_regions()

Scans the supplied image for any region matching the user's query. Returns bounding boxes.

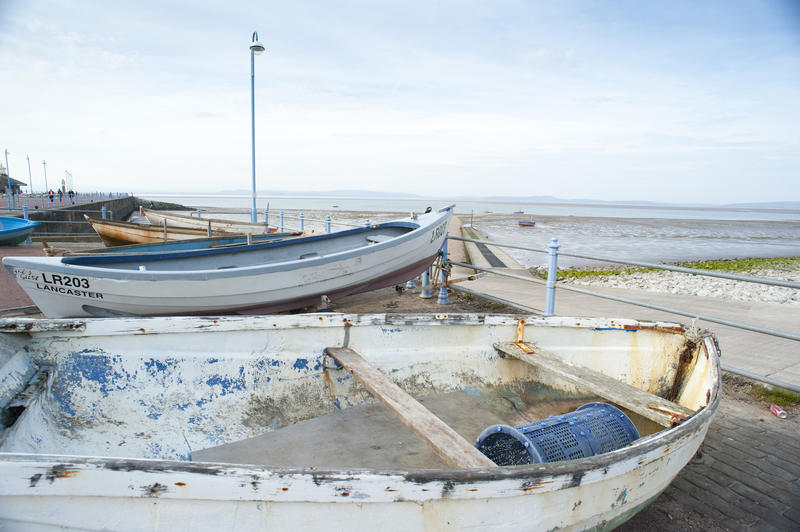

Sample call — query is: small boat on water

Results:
[142,208,274,234]
[0,217,39,246]
[4,207,453,318]
[518,219,536,227]
[0,313,720,530]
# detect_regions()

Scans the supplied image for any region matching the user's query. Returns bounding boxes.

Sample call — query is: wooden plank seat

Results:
[325,346,497,469]
[493,342,695,428]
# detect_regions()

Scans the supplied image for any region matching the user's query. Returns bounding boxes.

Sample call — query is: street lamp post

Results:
[249,31,265,223]
[26,155,33,208]
[4,149,11,211]
[42,160,49,206]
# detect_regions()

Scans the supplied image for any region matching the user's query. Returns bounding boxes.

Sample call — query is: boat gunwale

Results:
[0,313,720,485]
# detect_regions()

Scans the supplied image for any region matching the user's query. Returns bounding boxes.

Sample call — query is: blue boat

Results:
[0,217,39,246]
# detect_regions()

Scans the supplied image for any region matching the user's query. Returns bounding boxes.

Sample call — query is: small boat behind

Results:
[142,208,274,234]
[5,206,454,317]
[83,215,239,246]
[44,230,302,256]
[0,217,39,246]
[518,219,536,227]
[0,313,720,530]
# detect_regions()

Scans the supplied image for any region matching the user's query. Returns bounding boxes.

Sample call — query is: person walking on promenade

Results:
[48,189,54,204]
[68,189,74,204]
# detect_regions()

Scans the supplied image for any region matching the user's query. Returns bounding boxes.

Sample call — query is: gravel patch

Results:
[564,268,800,306]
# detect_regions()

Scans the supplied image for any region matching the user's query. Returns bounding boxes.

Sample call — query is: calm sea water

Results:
[138,194,800,268]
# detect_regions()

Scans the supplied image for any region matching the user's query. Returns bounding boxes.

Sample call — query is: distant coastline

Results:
[135,191,800,212]
[137,193,800,222]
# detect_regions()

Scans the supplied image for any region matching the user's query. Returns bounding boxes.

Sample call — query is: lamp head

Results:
[250,31,265,54]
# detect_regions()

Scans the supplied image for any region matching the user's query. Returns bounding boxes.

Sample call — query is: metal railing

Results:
[18,206,113,239]
[2,191,129,211]
[444,234,800,393]
[188,208,385,234]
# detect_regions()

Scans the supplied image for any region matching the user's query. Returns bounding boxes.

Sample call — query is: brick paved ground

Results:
[620,375,800,531]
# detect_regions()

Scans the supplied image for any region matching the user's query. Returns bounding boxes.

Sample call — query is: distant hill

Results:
[722,202,800,210]
[151,189,799,210]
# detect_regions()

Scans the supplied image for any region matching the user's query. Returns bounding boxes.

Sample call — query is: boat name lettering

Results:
[35,282,104,299]
[41,273,91,289]
[430,221,448,243]
[12,268,39,282]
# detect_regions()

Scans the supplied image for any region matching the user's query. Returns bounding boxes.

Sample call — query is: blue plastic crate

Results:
[475,402,639,465]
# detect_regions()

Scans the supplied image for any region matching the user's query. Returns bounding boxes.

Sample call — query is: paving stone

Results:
[762,452,800,478]
[716,419,799,452]
[668,477,755,524]
[709,442,798,486]
[784,506,800,525]
[709,446,773,478]
[664,479,732,524]
[711,460,796,498]
[714,432,769,459]
[679,469,739,504]
[726,489,800,531]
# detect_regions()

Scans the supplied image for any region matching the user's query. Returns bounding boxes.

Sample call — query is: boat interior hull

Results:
[0,313,720,531]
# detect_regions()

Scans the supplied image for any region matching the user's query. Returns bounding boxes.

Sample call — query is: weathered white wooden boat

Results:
[45,228,301,256]
[0,313,720,531]
[0,217,39,246]
[3,207,453,318]
[142,208,274,234]
[83,215,245,246]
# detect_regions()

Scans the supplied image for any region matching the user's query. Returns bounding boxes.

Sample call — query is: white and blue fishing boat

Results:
[0,217,39,246]
[3,206,453,318]
[0,313,720,531]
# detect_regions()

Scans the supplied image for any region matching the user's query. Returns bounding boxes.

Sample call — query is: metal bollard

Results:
[101,206,107,219]
[544,238,560,316]
[326,215,331,234]
[300,212,304,232]
[405,278,416,289]
[264,208,269,232]
[23,205,32,243]
[419,268,432,299]
[437,236,450,305]
[280,211,284,232]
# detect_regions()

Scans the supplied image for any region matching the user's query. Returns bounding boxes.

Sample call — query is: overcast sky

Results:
[1,1,799,204]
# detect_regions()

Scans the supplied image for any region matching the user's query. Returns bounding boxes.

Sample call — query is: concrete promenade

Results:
[452,222,800,390]
[449,219,800,530]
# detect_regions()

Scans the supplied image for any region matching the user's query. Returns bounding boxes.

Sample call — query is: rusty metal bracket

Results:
[515,318,534,354]
[648,404,690,426]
